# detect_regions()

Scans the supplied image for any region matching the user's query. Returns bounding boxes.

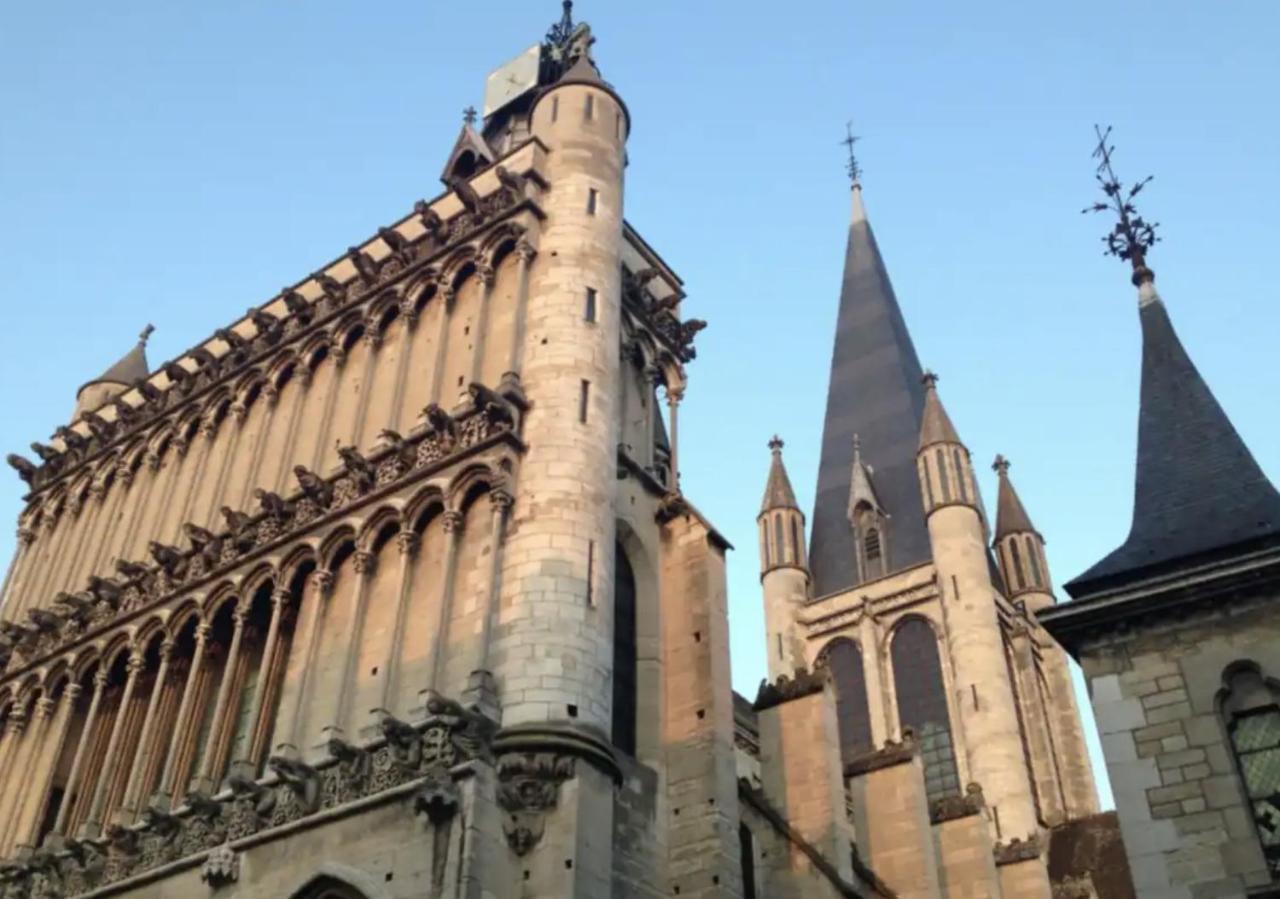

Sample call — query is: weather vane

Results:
[1082,125,1160,286]
[841,121,862,184]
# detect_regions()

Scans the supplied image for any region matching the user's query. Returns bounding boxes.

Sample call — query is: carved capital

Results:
[62,682,84,705]
[173,435,192,457]
[475,263,495,288]
[515,239,536,264]
[353,550,376,576]
[442,510,465,535]
[310,570,335,596]
[199,417,219,439]
[396,531,421,558]
[16,527,35,548]
[126,649,146,675]
[116,462,136,487]
[399,297,419,327]
[93,668,110,690]
[229,401,249,424]
[145,449,162,470]
[666,385,685,405]
[159,638,176,663]
[271,588,291,610]
[330,341,348,368]
[195,622,213,644]
[89,481,108,501]
[362,324,382,350]
[35,695,56,720]
[489,489,514,513]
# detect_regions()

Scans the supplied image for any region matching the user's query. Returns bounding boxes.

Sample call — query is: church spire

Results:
[760,435,800,514]
[992,455,1038,541]
[809,156,930,597]
[1069,130,1280,591]
[74,324,154,417]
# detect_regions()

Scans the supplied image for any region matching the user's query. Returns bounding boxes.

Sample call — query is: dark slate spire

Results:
[761,436,800,514]
[1068,294,1280,590]
[83,325,153,391]
[809,183,930,597]
[993,455,1039,541]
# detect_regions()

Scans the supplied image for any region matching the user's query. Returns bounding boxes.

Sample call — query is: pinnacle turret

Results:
[992,455,1039,541]
[760,436,800,514]
[918,371,962,450]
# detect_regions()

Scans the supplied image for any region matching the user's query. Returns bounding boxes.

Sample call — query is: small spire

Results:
[848,432,886,521]
[760,435,800,514]
[992,454,1038,540]
[918,370,962,449]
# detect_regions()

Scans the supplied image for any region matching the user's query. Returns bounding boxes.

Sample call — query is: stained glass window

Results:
[892,618,959,803]
[823,638,873,762]
[612,543,638,756]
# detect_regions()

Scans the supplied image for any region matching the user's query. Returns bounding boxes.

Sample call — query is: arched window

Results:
[935,450,951,503]
[773,513,785,565]
[823,638,873,762]
[891,618,959,803]
[1221,664,1280,880]
[790,516,803,568]
[612,542,637,756]
[863,528,883,580]
[739,823,759,899]
[290,876,371,899]
[1026,537,1044,589]
[1009,539,1027,591]
[953,448,969,503]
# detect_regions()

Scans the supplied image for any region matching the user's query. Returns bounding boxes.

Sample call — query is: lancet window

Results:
[821,637,873,762]
[612,542,638,756]
[1221,663,1280,880]
[891,617,959,803]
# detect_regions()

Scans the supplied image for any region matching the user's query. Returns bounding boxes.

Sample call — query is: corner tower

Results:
[758,436,808,680]
[809,180,929,598]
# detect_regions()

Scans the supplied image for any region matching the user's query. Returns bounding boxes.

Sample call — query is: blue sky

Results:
[3,1,1279,810]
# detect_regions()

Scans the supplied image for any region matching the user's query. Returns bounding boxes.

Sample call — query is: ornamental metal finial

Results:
[1082,125,1161,286]
[462,106,477,126]
[992,454,1010,476]
[139,324,155,345]
[768,435,784,453]
[546,1,575,49]
[841,121,862,185]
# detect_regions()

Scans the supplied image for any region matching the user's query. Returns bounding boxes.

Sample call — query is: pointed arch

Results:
[447,462,498,513]
[890,615,959,803]
[357,506,404,552]
[286,863,391,899]
[320,525,358,572]
[440,244,479,291]
[818,636,873,761]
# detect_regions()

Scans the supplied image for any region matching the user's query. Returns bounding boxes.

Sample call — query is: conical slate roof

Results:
[1068,295,1280,591]
[760,437,800,514]
[993,456,1038,540]
[80,325,153,393]
[809,184,929,597]
[918,373,962,449]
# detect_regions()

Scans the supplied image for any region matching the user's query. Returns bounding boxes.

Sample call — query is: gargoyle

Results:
[221,506,257,551]
[378,227,409,254]
[293,466,333,508]
[188,346,219,372]
[111,398,140,426]
[184,523,223,566]
[82,411,115,442]
[413,200,444,238]
[29,442,61,463]
[53,426,88,451]
[649,294,680,314]
[61,836,104,873]
[185,791,224,822]
[132,378,164,404]
[347,247,379,285]
[161,361,191,386]
[140,805,181,840]
[6,454,36,483]
[422,404,459,446]
[87,576,123,606]
[495,165,527,195]
[468,383,514,429]
[280,288,311,319]
[448,175,483,215]
[115,558,151,580]
[148,541,187,578]
[337,446,375,491]
[104,824,139,856]
[327,734,371,779]
[226,770,276,818]
[0,620,35,646]
[54,591,95,621]
[214,328,249,351]
[254,488,292,523]
[267,755,321,814]
[632,267,660,286]
[28,607,63,634]
[378,711,423,768]
[248,307,282,341]
[313,271,346,301]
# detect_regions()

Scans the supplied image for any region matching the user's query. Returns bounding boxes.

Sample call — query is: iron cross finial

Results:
[462,106,478,126]
[1082,124,1161,286]
[841,121,862,184]
[992,454,1010,476]
[138,324,155,345]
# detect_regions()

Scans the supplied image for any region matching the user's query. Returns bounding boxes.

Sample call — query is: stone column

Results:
[116,638,175,824]
[427,287,455,406]
[387,296,420,433]
[0,708,28,826]
[154,623,209,808]
[643,366,661,472]
[192,605,247,795]
[376,531,420,718]
[81,649,144,837]
[52,671,105,837]
[235,587,289,774]
[309,339,347,471]
[464,489,511,716]
[465,263,496,396]
[666,384,683,489]
[84,465,132,580]
[348,325,383,448]
[426,512,465,693]
[859,609,890,746]
[0,699,47,855]
[321,550,375,749]
[277,570,333,758]
[169,418,219,543]
[505,240,536,376]
[262,372,310,499]
[14,687,80,855]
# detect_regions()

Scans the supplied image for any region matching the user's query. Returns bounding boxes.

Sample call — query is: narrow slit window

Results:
[585,93,594,121]
[953,448,969,503]
[936,450,952,503]
[551,95,559,122]
[1010,539,1027,590]
[585,288,597,322]
[615,110,622,139]
[587,188,598,216]
[579,380,590,423]
[1027,537,1044,588]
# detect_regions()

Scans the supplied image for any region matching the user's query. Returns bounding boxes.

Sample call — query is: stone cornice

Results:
[753,666,829,712]
[15,141,549,504]
[843,736,918,778]
[0,388,525,686]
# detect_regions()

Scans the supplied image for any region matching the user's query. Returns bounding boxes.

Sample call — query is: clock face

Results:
[483,44,542,118]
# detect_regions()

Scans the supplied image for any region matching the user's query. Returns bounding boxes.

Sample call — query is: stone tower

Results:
[755,176,1108,898]
[758,437,809,681]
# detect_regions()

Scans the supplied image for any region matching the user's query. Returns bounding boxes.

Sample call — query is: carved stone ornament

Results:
[497,752,576,856]
[200,844,239,888]
[413,768,461,824]
[752,664,830,712]
[993,832,1042,866]
[929,782,985,824]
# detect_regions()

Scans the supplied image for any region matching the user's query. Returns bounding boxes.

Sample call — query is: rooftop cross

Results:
[462,106,478,126]
[841,121,862,185]
[546,1,575,49]
[1082,125,1161,287]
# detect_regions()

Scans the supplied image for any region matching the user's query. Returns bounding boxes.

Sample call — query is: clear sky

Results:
[3,1,1279,811]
